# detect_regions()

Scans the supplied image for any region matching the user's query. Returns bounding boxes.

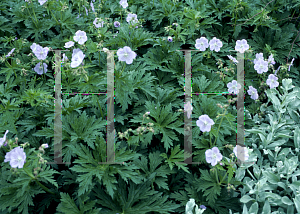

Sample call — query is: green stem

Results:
[99,51,101,68]
[31,7,39,25]
[23,168,55,195]
[50,10,60,25]
[35,179,55,195]
[119,61,126,77]
[215,168,220,185]
[219,171,227,185]
[25,8,38,28]
[213,109,227,146]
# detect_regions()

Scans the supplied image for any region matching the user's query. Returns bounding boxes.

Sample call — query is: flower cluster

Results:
[195,37,222,52]
[205,145,250,167]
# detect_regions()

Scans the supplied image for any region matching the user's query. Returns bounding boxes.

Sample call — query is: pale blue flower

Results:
[227,80,241,94]
[117,46,137,64]
[120,0,128,8]
[254,59,268,74]
[64,41,74,48]
[200,205,206,210]
[73,30,87,45]
[114,21,120,27]
[196,115,214,133]
[33,62,48,75]
[275,66,280,75]
[4,146,26,168]
[209,37,223,52]
[32,45,49,60]
[38,0,47,5]
[93,18,104,28]
[126,13,138,24]
[253,53,264,65]
[42,144,49,149]
[62,53,68,63]
[0,130,9,147]
[90,1,95,12]
[288,58,295,71]
[205,147,222,166]
[227,55,238,64]
[168,36,173,42]
[195,37,209,51]
[247,86,258,100]
[71,48,85,68]
[268,54,275,65]
[6,48,15,57]
[235,39,249,53]
[82,5,88,16]
[266,74,279,89]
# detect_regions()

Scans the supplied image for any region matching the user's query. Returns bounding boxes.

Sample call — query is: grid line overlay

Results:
[174,49,252,166]
[48,49,123,165]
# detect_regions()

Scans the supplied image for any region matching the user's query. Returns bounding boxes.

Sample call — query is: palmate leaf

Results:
[195,169,222,207]
[56,192,101,214]
[68,142,142,199]
[132,151,175,190]
[62,110,106,150]
[160,145,191,174]
[92,173,181,214]
[143,101,184,152]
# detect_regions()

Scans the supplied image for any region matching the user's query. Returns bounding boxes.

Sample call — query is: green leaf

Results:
[240,195,255,203]
[282,196,293,205]
[160,145,191,174]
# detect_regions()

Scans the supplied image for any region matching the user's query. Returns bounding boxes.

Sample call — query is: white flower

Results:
[227,55,238,64]
[195,37,209,51]
[235,39,249,53]
[227,80,241,94]
[209,37,223,52]
[73,30,87,45]
[126,13,138,24]
[71,48,85,68]
[93,18,104,28]
[117,46,137,64]
[119,0,128,8]
[4,146,26,168]
[0,130,9,147]
[64,41,74,48]
[38,0,47,5]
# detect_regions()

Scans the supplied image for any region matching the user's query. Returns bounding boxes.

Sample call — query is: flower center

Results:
[17,156,22,162]
[252,91,255,95]
[124,53,128,57]
[204,121,208,126]
[213,153,217,159]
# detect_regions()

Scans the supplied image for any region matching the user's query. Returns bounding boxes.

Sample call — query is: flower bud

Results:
[128,129,132,132]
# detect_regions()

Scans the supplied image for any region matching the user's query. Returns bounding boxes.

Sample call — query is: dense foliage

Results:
[0,0,300,213]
